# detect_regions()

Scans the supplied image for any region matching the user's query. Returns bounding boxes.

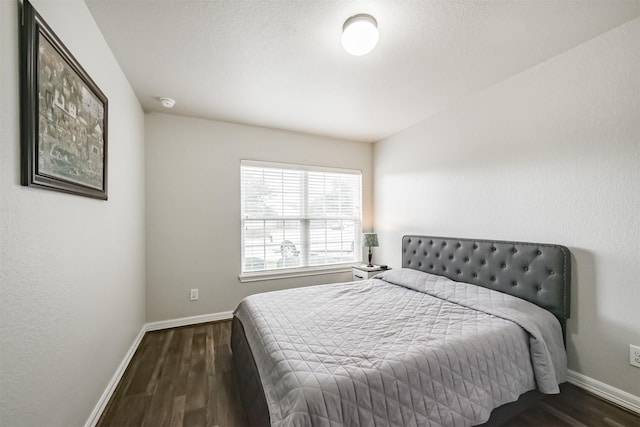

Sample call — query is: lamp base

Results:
[367,248,373,267]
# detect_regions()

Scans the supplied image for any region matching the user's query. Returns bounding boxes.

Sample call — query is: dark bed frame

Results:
[231,235,571,426]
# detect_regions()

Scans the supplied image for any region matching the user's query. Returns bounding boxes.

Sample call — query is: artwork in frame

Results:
[20,0,108,200]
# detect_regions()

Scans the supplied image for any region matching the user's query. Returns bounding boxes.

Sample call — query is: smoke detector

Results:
[158,97,176,108]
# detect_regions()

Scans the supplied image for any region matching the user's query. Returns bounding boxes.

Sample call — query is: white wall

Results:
[0,1,146,426]
[374,18,640,397]
[145,113,373,322]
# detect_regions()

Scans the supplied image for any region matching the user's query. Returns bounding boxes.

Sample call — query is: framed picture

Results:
[20,0,108,200]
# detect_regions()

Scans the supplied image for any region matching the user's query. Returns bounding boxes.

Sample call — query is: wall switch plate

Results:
[190,288,199,301]
[630,345,640,368]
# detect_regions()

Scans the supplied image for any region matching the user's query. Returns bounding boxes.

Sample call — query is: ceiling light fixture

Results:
[158,97,176,108]
[341,14,379,56]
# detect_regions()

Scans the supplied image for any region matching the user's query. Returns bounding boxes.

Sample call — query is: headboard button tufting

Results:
[401,235,571,325]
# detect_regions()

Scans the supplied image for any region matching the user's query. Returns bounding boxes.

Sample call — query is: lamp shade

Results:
[363,233,379,247]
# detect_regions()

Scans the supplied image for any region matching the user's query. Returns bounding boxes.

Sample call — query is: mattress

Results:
[233,268,567,427]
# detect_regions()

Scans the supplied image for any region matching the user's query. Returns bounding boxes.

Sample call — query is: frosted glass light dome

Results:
[341,14,379,56]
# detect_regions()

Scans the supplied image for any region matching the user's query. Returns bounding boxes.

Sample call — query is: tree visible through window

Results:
[241,160,362,274]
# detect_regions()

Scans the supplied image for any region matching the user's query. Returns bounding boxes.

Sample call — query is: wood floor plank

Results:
[505,383,640,427]
[604,417,633,427]
[108,394,152,427]
[205,324,218,427]
[97,320,640,427]
[147,329,174,395]
[510,405,566,427]
[126,331,168,396]
[143,375,176,427]
[538,401,589,427]
[163,327,188,379]
[541,383,640,427]
[183,407,206,427]
[175,327,194,397]
[169,395,186,427]
[211,322,230,426]
[184,328,207,413]
[96,332,159,427]
[206,323,216,377]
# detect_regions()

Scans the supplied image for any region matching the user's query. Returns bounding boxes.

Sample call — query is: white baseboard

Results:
[84,324,146,427]
[568,369,640,415]
[145,310,234,331]
[85,310,234,426]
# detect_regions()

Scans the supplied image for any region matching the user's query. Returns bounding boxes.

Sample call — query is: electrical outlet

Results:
[190,288,199,301]
[631,345,640,368]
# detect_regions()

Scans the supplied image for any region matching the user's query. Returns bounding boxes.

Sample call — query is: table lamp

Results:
[362,233,379,267]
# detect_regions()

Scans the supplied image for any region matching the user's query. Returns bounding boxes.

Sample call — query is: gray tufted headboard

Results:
[402,235,571,322]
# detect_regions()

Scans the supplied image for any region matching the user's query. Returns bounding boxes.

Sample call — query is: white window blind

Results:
[241,160,362,274]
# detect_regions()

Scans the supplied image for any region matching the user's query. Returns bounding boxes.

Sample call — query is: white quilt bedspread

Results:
[234,268,567,427]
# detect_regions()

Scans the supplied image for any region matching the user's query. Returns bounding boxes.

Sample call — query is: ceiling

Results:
[86,0,640,142]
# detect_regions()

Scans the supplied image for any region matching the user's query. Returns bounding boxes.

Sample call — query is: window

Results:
[241,160,362,277]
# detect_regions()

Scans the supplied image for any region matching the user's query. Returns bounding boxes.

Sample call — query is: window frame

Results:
[239,160,363,282]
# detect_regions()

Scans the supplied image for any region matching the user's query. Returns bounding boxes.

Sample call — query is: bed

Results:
[231,235,571,426]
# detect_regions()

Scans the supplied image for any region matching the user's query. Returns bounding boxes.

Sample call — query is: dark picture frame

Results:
[20,0,108,200]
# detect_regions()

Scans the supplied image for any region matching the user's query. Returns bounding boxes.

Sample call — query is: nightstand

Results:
[352,265,389,281]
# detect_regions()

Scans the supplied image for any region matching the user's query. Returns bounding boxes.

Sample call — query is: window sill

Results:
[239,263,356,283]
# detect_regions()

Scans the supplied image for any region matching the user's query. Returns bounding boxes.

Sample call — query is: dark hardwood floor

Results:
[98,321,640,427]
[97,321,247,427]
